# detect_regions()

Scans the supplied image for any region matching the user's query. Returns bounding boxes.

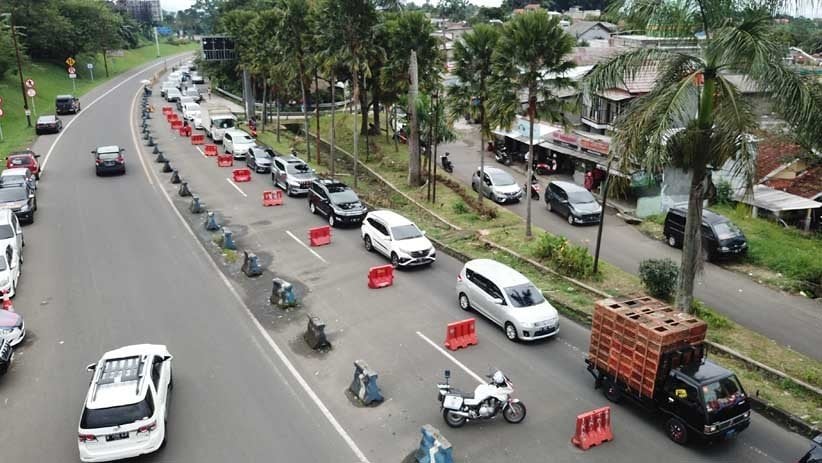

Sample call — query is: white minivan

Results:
[207,113,237,143]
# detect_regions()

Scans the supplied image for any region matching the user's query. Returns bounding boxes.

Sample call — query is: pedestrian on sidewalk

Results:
[207,86,212,101]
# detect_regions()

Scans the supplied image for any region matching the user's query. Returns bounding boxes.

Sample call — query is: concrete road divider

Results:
[308,225,331,247]
[178,181,191,197]
[152,144,161,154]
[232,168,251,182]
[155,152,167,163]
[142,131,149,140]
[204,144,218,156]
[270,278,298,309]
[571,406,613,450]
[262,190,283,206]
[178,126,191,137]
[161,160,173,173]
[415,425,453,463]
[147,136,156,147]
[170,170,181,184]
[217,154,233,167]
[241,250,263,277]
[221,227,236,250]
[444,318,478,351]
[189,195,204,214]
[171,120,183,131]
[304,315,330,350]
[204,211,220,231]
[367,265,394,289]
[348,360,384,406]
[191,134,205,145]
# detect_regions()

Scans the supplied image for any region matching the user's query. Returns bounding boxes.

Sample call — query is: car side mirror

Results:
[492,297,505,305]
[34,154,41,158]
[28,194,34,200]
[86,363,97,372]
[91,151,96,155]
[162,355,174,362]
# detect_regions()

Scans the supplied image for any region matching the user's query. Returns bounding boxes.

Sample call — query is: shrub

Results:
[638,258,679,300]
[692,301,731,330]
[532,234,595,278]
[452,200,470,215]
[716,179,734,206]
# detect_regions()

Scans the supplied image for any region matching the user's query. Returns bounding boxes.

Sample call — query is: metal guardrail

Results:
[215,87,351,117]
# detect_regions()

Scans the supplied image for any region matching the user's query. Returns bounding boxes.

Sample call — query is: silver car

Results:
[471,167,523,204]
[271,155,317,196]
[456,259,559,342]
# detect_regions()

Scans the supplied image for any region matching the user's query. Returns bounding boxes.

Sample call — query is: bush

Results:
[692,301,731,330]
[452,200,469,215]
[532,234,595,278]
[638,258,679,299]
[716,180,734,206]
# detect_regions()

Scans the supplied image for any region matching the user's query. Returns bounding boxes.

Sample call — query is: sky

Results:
[161,0,504,12]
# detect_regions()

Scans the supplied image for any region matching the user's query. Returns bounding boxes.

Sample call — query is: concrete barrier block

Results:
[178,181,192,197]
[304,315,330,350]
[349,360,384,406]
[161,160,173,173]
[241,250,262,277]
[415,425,453,463]
[189,195,204,214]
[270,278,298,309]
[170,170,181,184]
[221,227,236,250]
[204,211,219,230]
[155,152,167,163]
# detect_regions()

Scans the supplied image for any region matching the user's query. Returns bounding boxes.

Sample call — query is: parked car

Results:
[6,150,40,179]
[35,115,62,134]
[55,94,81,114]
[160,82,177,98]
[190,73,205,84]
[663,207,747,261]
[471,167,523,204]
[0,337,11,376]
[0,209,24,267]
[0,246,20,298]
[308,178,368,227]
[176,95,195,112]
[799,434,822,463]
[0,168,37,192]
[78,344,173,462]
[93,145,126,176]
[544,180,602,225]
[0,186,35,224]
[456,259,559,342]
[271,155,316,196]
[223,129,256,159]
[165,88,182,102]
[361,210,435,267]
[245,146,275,173]
[0,307,24,348]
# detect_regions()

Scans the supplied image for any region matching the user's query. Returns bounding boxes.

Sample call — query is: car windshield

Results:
[329,188,359,204]
[702,375,745,413]
[1,175,25,185]
[713,222,742,240]
[98,152,119,161]
[489,172,515,186]
[568,190,595,204]
[80,390,155,429]
[286,163,313,174]
[38,116,55,123]
[254,151,272,160]
[0,188,27,202]
[391,224,422,240]
[217,119,235,129]
[0,225,13,240]
[504,283,545,308]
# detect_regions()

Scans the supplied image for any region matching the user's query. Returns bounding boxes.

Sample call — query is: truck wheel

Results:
[603,380,622,403]
[666,417,689,445]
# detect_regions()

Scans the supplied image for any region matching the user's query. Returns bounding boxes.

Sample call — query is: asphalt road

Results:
[135,87,814,462]
[0,56,365,463]
[439,127,822,361]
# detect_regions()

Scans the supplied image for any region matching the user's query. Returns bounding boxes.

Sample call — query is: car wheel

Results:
[471,182,477,192]
[703,249,712,262]
[458,293,471,311]
[364,235,373,252]
[328,214,336,228]
[390,253,400,268]
[309,202,317,215]
[286,184,293,196]
[667,234,678,248]
[567,214,575,225]
[505,323,518,342]
[666,417,689,445]
[546,201,552,212]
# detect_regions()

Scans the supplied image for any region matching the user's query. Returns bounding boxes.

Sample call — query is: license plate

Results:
[105,162,115,166]
[724,429,736,439]
[106,432,129,442]
[442,395,463,410]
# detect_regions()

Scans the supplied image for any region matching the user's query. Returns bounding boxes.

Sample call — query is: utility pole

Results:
[593,157,614,274]
[10,15,31,128]
[154,27,161,57]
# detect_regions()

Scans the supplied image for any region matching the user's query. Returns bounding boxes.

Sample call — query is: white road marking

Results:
[130,88,369,463]
[128,83,155,187]
[416,331,485,384]
[225,177,248,197]
[285,230,328,263]
[195,146,207,158]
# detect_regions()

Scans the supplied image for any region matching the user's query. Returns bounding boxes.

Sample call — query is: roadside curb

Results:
[749,396,820,439]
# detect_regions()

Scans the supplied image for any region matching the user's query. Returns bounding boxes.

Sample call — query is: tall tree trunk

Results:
[408,51,421,186]
[360,75,369,136]
[352,68,360,187]
[103,50,109,77]
[261,79,267,133]
[275,87,281,143]
[314,69,321,165]
[393,105,399,152]
[298,58,311,162]
[526,92,535,238]
[478,103,485,205]
[330,74,336,177]
[372,77,381,134]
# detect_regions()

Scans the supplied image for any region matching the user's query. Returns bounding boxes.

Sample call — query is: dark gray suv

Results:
[544,181,602,225]
[308,179,367,227]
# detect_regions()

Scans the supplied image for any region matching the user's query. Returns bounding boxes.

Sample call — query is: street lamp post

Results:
[10,15,31,128]
[432,91,439,203]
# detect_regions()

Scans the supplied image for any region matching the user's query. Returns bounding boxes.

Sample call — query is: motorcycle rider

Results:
[440,151,453,173]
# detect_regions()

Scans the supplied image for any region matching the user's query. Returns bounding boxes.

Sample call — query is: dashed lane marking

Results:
[225,177,248,197]
[285,230,328,264]
[416,331,485,384]
[195,146,207,158]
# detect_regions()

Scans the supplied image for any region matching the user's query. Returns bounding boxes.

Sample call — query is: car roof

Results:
[368,210,415,227]
[183,102,200,109]
[278,154,305,164]
[225,128,251,137]
[86,344,169,410]
[96,145,121,154]
[1,168,31,177]
[670,207,729,224]
[480,166,508,176]
[56,94,74,99]
[549,180,588,193]
[465,259,530,287]
[37,115,57,122]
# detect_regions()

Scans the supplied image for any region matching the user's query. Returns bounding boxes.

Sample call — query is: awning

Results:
[539,141,628,178]
[492,129,536,146]
[738,185,822,212]
[597,88,633,101]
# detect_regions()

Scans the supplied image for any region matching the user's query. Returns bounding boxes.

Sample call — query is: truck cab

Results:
[207,113,237,143]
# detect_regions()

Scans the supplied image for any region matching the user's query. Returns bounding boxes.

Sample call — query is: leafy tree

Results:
[586,1,822,311]
[468,7,506,25]
[0,14,19,79]
[437,0,472,21]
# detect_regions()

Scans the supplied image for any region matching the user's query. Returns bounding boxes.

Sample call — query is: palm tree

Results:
[586,1,822,312]
[490,11,576,237]
[277,0,314,161]
[447,23,500,204]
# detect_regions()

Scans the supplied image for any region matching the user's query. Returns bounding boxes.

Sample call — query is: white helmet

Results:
[492,371,505,385]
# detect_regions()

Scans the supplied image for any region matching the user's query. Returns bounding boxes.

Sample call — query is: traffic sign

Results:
[66,57,76,67]
[86,63,94,69]
[68,66,76,74]
[26,88,36,98]
[0,108,4,118]
[24,79,35,89]
[69,73,77,79]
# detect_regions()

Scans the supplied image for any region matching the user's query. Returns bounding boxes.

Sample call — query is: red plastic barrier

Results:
[571,406,613,450]
[1,291,12,311]
[167,113,179,123]
[262,190,283,206]
[191,134,205,145]
[368,265,394,289]
[217,154,233,167]
[308,226,331,247]
[161,106,173,115]
[444,318,478,351]
[232,168,251,182]
[179,126,191,137]
[171,120,183,130]
[204,144,218,157]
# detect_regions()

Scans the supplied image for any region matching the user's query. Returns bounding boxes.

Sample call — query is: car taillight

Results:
[137,421,157,433]
[95,159,102,165]
[78,434,97,443]
[116,156,124,163]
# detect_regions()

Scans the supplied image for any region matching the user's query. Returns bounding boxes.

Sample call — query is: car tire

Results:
[364,235,374,252]
[666,417,689,445]
[286,184,293,196]
[471,182,477,192]
[458,293,471,311]
[505,323,519,342]
[390,253,400,268]
[328,214,336,228]
[309,202,317,215]
[567,214,575,225]
[667,234,678,248]
[546,201,553,212]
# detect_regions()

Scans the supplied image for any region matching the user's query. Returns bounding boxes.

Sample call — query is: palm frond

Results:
[584,48,700,97]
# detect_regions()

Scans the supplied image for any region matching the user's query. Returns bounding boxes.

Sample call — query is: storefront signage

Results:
[552,131,578,147]
[580,137,610,156]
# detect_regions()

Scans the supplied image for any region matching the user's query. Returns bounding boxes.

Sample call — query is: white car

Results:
[0,209,23,276]
[159,82,176,98]
[78,344,173,462]
[182,103,201,125]
[165,88,182,103]
[456,259,559,342]
[471,166,524,204]
[190,73,205,84]
[223,129,255,159]
[361,210,436,267]
[0,247,20,298]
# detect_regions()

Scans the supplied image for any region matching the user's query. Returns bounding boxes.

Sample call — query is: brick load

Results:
[589,295,707,399]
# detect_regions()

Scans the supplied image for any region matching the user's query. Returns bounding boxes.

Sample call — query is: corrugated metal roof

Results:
[741,185,822,212]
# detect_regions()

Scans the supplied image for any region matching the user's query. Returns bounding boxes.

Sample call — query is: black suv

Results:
[663,207,747,261]
[308,179,367,227]
[55,94,81,114]
[800,435,822,463]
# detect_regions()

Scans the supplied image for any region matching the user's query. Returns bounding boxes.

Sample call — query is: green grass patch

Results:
[0,40,199,155]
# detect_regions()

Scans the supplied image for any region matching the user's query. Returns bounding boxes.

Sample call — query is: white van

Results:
[207,112,237,143]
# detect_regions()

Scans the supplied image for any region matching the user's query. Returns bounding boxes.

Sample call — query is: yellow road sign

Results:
[65,57,76,67]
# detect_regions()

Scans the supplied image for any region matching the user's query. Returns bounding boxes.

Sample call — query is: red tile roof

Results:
[776,166,822,199]
[755,137,801,181]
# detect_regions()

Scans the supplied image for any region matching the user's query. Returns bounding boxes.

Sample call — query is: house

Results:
[566,7,601,20]
[568,21,618,41]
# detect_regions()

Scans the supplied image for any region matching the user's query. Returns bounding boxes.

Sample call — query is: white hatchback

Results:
[361,210,436,267]
[456,259,559,342]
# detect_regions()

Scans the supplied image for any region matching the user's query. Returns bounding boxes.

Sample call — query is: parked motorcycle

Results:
[495,147,512,166]
[437,369,526,428]
[441,152,454,173]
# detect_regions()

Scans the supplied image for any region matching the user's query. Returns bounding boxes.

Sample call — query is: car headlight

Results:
[0,327,13,335]
[288,180,301,186]
[720,246,729,251]
[704,424,717,434]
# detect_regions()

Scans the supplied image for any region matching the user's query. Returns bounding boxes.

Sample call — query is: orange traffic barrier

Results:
[161,106,173,115]
[166,113,179,123]
[179,126,191,137]
[571,406,613,450]
[368,265,394,289]
[232,168,251,182]
[191,134,205,145]
[171,120,183,130]
[308,226,331,247]
[204,144,218,157]
[262,190,283,206]
[217,154,233,167]
[444,318,477,351]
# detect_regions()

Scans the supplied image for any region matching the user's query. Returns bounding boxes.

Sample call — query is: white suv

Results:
[361,210,436,267]
[78,344,173,462]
